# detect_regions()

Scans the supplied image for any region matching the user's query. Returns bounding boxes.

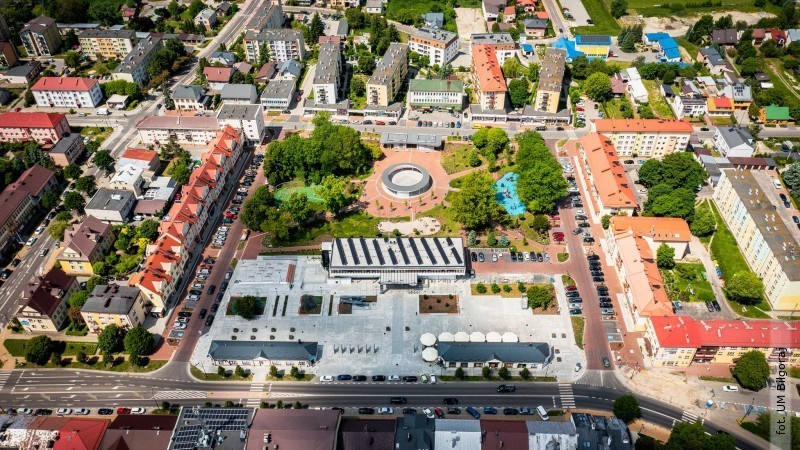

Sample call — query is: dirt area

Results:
[638,11,773,36]
[455,8,487,39]
[419,294,460,314]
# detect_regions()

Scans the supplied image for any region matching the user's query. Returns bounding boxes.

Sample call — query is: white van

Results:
[536,406,549,421]
[95,108,110,115]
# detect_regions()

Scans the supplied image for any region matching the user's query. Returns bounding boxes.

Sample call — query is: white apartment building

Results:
[591,119,694,159]
[409,27,458,66]
[31,77,103,108]
[713,169,800,311]
[260,79,295,110]
[78,29,136,59]
[112,36,163,86]
[671,94,707,119]
[136,116,220,145]
[471,33,516,65]
[217,103,266,144]
[243,29,305,63]
[312,42,341,105]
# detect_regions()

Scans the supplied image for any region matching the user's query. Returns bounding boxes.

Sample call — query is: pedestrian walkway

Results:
[0,371,11,391]
[152,390,207,400]
[245,382,266,408]
[680,410,700,423]
[559,383,576,409]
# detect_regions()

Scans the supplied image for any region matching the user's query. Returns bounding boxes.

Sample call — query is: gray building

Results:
[380,133,443,150]
[208,340,320,367]
[313,42,342,105]
[573,413,633,449]
[85,189,136,223]
[112,36,163,86]
[437,341,553,369]
[170,407,255,450]
[526,421,580,449]
[243,28,305,63]
[395,414,434,450]
[220,83,258,104]
[260,79,295,110]
[20,16,61,56]
[173,85,211,111]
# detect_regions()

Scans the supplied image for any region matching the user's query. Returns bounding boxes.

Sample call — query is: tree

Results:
[75,176,97,195]
[76,350,88,364]
[740,57,759,77]
[732,350,770,391]
[350,75,366,97]
[283,192,313,224]
[162,83,174,110]
[64,51,81,69]
[88,2,120,26]
[610,0,627,18]
[498,366,510,379]
[309,13,324,44]
[601,214,611,229]
[232,296,260,320]
[290,366,302,379]
[317,175,352,215]
[63,164,82,180]
[665,421,735,449]
[502,57,523,79]
[23,90,34,107]
[356,53,376,74]
[217,365,226,376]
[527,285,554,309]
[269,365,279,378]
[68,290,88,308]
[25,335,54,365]
[783,161,800,192]
[726,271,764,305]
[584,72,612,101]
[454,367,465,380]
[450,171,504,229]
[63,191,85,212]
[691,206,715,237]
[482,366,492,379]
[531,214,550,233]
[41,191,59,211]
[67,306,84,325]
[124,326,154,356]
[97,324,125,354]
[188,0,205,17]
[235,365,246,377]
[93,150,114,172]
[520,368,531,379]
[137,219,160,242]
[508,79,530,108]
[515,131,568,214]
[656,243,675,269]
[612,395,641,423]
[50,351,62,366]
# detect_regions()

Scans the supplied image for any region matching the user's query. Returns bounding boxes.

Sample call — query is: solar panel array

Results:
[433,239,450,265]
[328,237,467,269]
[420,239,437,264]
[578,35,612,44]
[171,408,252,450]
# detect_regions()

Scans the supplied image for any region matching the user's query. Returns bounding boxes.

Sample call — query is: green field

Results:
[274,183,325,203]
[386,0,457,32]
[4,339,97,357]
[602,98,633,119]
[272,211,382,246]
[441,143,483,175]
[762,61,800,111]
[626,0,782,17]
[643,80,675,119]
[661,263,715,303]
[572,0,621,35]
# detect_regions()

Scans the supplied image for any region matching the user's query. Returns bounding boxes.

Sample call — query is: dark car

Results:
[587,254,600,261]
[207,285,216,295]
[602,357,611,368]
[403,376,418,382]
[510,252,517,262]
[569,298,583,303]
[700,127,710,131]
[373,375,386,382]
[337,375,352,381]
[97,408,113,415]
[447,407,461,414]
[478,253,485,262]
[556,127,564,131]
[536,126,547,131]
[353,375,367,382]
[517,252,525,262]
[358,407,375,415]
[599,302,613,308]
[210,304,219,313]
[390,396,407,404]
[443,398,459,405]
[189,289,202,296]
[403,407,416,414]
[497,384,516,393]
[215,292,224,302]
[220,282,228,292]
[35,409,53,416]
[471,252,477,262]
[466,406,481,419]
[434,408,445,418]
[569,308,582,315]
[204,315,215,326]
[566,291,580,297]
[0,269,10,279]
[781,193,788,202]
[794,216,799,224]
[483,407,498,415]
[592,276,605,283]
[520,407,534,415]
[10,259,20,268]
[198,308,208,319]
[706,301,715,312]
[177,311,192,318]
[712,300,721,311]
[591,271,604,277]
[503,408,520,415]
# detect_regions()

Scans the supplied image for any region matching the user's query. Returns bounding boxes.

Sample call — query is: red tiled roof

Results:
[651,316,800,349]
[55,418,109,450]
[504,6,516,15]
[713,96,732,109]
[0,112,66,129]
[580,133,636,208]
[610,216,691,243]
[32,77,99,92]
[203,67,233,82]
[472,44,506,93]
[8,164,55,197]
[535,11,549,19]
[593,118,694,133]
[121,148,158,162]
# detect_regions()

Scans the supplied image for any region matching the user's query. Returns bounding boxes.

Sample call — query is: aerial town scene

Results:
[0,0,799,448]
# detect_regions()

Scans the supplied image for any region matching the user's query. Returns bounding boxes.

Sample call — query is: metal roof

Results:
[327,237,465,270]
[208,340,319,361]
[437,342,551,363]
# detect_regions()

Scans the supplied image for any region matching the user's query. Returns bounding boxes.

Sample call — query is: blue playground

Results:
[494,172,526,216]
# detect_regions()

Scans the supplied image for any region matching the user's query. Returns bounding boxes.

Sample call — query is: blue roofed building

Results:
[552,36,584,62]
[574,35,612,58]
[645,32,682,62]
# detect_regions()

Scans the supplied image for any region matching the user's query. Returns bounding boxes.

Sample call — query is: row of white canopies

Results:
[419,331,520,361]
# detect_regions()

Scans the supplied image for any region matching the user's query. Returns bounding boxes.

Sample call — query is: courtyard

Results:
[192,256,585,381]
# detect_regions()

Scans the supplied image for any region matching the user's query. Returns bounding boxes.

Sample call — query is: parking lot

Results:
[192,256,586,381]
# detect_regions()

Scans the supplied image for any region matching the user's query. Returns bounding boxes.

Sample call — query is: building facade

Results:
[85,189,137,223]
[0,112,70,145]
[112,36,163,86]
[579,134,637,216]
[407,79,464,112]
[20,16,61,56]
[31,77,104,109]
[367,43,409,107]
[312,41,342,105]
[216,103,266,144]
[136,116,220,145]
[49,133,85,167]
[471,44,507,111]
[17,269,77,333]
[78,29,136,58]
[57,215,114,276]
[533,48,566,114]
[471,33,516,65]
[82,284,148,333]
[243,29,305,63]
[591,119,693,158]
[409,27,458,66]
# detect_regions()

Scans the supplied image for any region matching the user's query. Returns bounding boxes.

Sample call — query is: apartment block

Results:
[85,189,137,223]
[579,134,637,216]
[136,115,220,145]
[408,79,464,112]
[78,29,137,58]
[217,103,266,144]
[470,33,515,65]
[471,44,507,112]
[173,85,212,111]
[409,27,458,66]
[48,133,85,167]
[260,79,295,110]
[713,169,800,311]
[20,16,61,56]
[0,41,18,69]
[367,43,409,107]
[313,41,342,105]
[533,48,566,114]
[243,29,305,63]
[82,284,148,333]
[591,119,693,158]
[714,126,755,158]
[0,112,70,145]
[112,36,164,86]
[17,268,77,333]
[647,316,800,367]
[57,215,114,276]
[0,190,35,257]
[31,77,104,109]
[245,0,284,33]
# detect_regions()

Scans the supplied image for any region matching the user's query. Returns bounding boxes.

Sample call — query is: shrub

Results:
[482,366,492,379]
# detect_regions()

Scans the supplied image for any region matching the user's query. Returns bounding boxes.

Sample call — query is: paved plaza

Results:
[192,256,586,381]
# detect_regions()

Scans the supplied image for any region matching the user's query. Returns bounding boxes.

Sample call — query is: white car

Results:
[74,408,90,415]
[18,408,33,415]
[637,189,648,194]
[378,407,394,414]
[722,385,739,392]
[187,294,200,301]
[133,215,144,221]
[575,210,585,215]
[177,317,190,324]
[56,408,72,415]
[35,226,45,235]
[320,375,334,382]
[25,237,37,246]
[429,374,437,384]
[173,323,187,330]
[131,407,146,414]
[423,408,435,419]
[388,375,401,381]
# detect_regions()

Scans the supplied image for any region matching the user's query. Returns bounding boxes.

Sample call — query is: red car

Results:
[375,121,386,126]
[116,408,131,415]
[565,285,577,291]
[434,407,445,418]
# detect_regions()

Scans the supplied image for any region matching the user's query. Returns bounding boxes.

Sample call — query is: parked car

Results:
[97,408,113,415]
[358,407,375,415]
[722,385,739,392]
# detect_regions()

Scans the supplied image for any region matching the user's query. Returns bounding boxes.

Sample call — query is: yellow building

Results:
[574,35,612,59]
[533,48,566,114]
[81,284,148,333]
[713,169,800,311]
[78,29,136,59]
[366,43,408,107]
[16,268,76,333]
[57,215,114,276]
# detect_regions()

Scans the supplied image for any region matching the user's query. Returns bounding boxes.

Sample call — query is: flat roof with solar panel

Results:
[575,35,612,45]
[169,407,255,450]
[322,237,467,285]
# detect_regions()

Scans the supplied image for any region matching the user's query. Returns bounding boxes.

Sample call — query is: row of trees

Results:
[25,325,153,367]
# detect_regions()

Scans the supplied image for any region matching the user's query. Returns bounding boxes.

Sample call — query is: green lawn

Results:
[191,365,253,381]
[441,143,483,175]
[763,61,800,111]
[676,38,699,61]
[602,98,631,119]
[642,80,675,119]
[627,0,782,17]
[710,116,736,126]
[661,263,715,303]
[274,211,382,245]
[572,0,621,35]
[418,193,460,236]
[71,126,113,143]
[571,316,585,350]
[708,202,773,318]
[4,339,97,357]
[386,0,457,32]
[695,201,715,245]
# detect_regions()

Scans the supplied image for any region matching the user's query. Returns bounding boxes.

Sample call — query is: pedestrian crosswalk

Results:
[680,410,699,423]
[245,383,265,408]
[152,390,208,400]
[558,383,575,409]
[0,372,12,391]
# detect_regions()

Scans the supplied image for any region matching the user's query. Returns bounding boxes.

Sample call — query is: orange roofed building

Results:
[579,133,637,216]
[647,316,800,367]
[471,44,507,112]
[591,119,693,159]
[130,126,241,309]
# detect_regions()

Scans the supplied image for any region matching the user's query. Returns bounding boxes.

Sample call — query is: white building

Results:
[31,77,103,109]
[434,420,481,450]
[409,27,458,66]
[217,103,266,144]
[112,36,163,86]
[84,189,136,223]
[108,164,146,197]
[260,79,295,110]
[136,116,220,145]
[671,94,707,119]
[312,42,341,105]
[408,79,464,111]
[173,85,211,111]
[591,119,694,159]
[621,68,648,104]
[243,28,305,63]
[714,126,755,158]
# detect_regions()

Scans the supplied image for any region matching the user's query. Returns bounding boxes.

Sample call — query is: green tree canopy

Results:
[25,335,54,366]
[63,191,85,212]
[732,350,770,391]
[93,150,114,172]
[124,326,154,356]
[233,296,261,320]
[63,163,82,180]
[610,0,628,18]
[48,220,70,241]
[515,131,568,214]
[690,205,716,237]
[612,394,641,423]
[664,421,735,449]
[450,171,504,229]
[97,324,125,354]
[508,79,530,108]
[656,243,676,269]
[644,186,696,221]
[584,72,612,101]
[638,152,706,189]
[63,51,81,69]
[75,176,96,195]
[726,271,764,305]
